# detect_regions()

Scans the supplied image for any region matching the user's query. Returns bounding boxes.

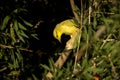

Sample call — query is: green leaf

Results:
[40,64,50,71]
[1,15,11,30]
[18,22,27,30]
[10,50,15,62]
[86,67,103,72]
[13,59,19,69]
[15,52,23,63]
[31,34,39,40]
[0,50,3,59]
[8,63,14,70]
[48,58,55,70]
[17,33,25,43]
[82,57,88,69]
[14,20,19,32]
[56,70,63,79]
[8,70,20,76]
[73,31,81,50]
[10,24,16,42]
[19,16,33,27]
[32,74,38,80]
[19,30,29,38]
[93,17,97,28]
[13,8,27,14]
[84,73,93,79]
[23,20,33,27]
[13,9,18,14]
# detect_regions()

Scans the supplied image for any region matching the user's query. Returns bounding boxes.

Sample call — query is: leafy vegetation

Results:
[0,0,120,80]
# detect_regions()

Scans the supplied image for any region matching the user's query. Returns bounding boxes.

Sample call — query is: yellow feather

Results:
[53,19,79,42]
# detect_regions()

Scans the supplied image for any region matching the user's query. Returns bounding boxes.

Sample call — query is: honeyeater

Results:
[53,19,79,42]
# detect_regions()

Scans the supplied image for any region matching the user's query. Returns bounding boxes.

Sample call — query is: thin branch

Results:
[70,0,81,24]
[108,54,119,79]
[0,44,33,52]
[80,0,83,28]
[94,12,115,14]
[88,6,92,24]
[33,18,43,29]
[100,33,112,49]
[72,0,83,73]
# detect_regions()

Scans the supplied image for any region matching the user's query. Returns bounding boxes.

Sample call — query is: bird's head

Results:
[53,29,62,42]
[53,19,79,43]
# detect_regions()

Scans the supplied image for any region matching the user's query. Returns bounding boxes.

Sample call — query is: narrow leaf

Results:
[18,22,27,30]
[32,74,38,80]
[19,30,29,38]
[14,20,19,32]
[31,34,39,40]
[15,52,23,63]
[10,24,16,42]
[40,64,50,71]
[19,16,33,27]
[17,32,25,43]
[1,15,11,30]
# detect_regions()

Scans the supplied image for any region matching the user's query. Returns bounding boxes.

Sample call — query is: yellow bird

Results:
[53,19,79,42]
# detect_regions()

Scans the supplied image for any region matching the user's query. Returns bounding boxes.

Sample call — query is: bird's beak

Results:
[58,39,61,43]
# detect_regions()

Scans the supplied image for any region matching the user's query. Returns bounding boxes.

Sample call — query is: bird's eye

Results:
[56,31,58,37]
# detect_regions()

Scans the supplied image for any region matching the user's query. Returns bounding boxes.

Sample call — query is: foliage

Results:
[0,0,120,80]
[41,0,120,80]
[0,7,38,80]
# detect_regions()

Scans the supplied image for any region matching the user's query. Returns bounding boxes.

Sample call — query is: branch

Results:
[0,44,33,52]
[70,0,81,24]
[46,29,79,78]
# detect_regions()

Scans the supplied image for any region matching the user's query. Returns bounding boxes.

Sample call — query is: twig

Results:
[100,33,112,49]
[33,19,43,29]
[70,0,83,73]
[93,26,106,40]
[0,67,7,72]
[0,44,33,52]
[108,54,119,79]
[88,6,92,24]
[70,0,81,24]
[95,12,115,14]
[93,0,99,9]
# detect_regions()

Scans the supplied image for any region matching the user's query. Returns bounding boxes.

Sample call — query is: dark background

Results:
[0,0,75,78]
